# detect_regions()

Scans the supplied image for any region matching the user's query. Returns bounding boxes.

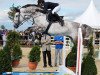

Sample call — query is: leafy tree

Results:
[1,25,5,29]
[8,4,20,21]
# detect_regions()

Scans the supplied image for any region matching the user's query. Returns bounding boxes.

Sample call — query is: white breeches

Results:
[3,41,6,47]
[52,5,61,14]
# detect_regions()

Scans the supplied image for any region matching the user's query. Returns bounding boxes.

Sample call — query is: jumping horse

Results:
[12,4,93,45]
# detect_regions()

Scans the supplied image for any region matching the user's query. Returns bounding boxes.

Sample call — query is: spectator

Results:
[54,34,64,66]
[31,32,35,45]
[2,30,7,47]
[0,30,3,45]
[27,34,32,47]
[41,33,52,67]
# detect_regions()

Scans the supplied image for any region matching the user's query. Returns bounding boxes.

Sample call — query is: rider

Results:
[37,0,64,26]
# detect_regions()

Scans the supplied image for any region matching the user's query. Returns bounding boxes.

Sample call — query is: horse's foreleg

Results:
[44,22,52,33]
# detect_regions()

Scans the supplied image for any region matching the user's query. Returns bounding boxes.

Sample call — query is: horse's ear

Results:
[17,6,21,9]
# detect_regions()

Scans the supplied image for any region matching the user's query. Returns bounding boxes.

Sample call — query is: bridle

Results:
[14,9,45,28]
[14,11,35,27]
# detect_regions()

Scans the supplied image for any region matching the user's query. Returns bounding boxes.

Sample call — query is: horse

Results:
[12,4,93,45]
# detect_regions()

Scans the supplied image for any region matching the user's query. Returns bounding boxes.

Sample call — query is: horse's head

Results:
[13,7,21,28]
[13,4,41,28]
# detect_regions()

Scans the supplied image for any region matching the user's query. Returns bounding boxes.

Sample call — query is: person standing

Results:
[2,30,7,48]
[31,31,35,45]
[27,33,32,47]
[41,33,52,67]
[54,34,64,66]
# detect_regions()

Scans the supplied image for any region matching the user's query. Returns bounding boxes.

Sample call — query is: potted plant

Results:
[12,44,22,67]
[28,45,41,70]
[6,31,22,67]
[65,43,77,72]
[81,37,97,75]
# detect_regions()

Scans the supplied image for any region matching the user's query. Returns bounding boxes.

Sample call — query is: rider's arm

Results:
[43,2,48,12]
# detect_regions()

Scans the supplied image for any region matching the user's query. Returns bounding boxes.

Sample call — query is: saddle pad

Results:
[46,13,59,23]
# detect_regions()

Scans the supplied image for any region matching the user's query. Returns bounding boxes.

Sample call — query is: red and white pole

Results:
[76,27,83,75]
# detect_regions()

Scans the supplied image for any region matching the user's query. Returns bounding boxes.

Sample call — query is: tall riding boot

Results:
[54,13,64,26]
[59,17,64,26]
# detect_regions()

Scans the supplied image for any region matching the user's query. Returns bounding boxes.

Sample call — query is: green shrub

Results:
[65,43,77,67]
[87,37,94,55]
[3,44,11,53]
[7,31,20,46]
[81,37,97,75]
[81,54,97,75]
[6,31,22,61]
[28,46,41,62]
[66,52,76,67]
[12,44,22,61]
[0,50,12,73]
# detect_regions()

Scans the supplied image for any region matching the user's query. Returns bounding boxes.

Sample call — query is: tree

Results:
[1,25,5,29]
[8,4,20,21]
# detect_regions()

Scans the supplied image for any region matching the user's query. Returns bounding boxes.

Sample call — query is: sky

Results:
[0,0,100,31]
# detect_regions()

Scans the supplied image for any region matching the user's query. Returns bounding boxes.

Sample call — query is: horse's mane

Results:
[22,4,40,8]
[14,7,20,12]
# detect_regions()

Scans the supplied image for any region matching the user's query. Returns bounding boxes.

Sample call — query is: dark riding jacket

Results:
[43,2,59,12]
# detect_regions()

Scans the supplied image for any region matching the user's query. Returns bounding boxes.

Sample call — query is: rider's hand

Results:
[42,11,47,14]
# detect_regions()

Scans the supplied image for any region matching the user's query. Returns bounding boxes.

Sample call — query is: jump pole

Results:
[76,27,83,75]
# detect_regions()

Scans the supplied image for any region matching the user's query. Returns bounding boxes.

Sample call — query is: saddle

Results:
[36,9,64,26]
[46,12,63,23]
